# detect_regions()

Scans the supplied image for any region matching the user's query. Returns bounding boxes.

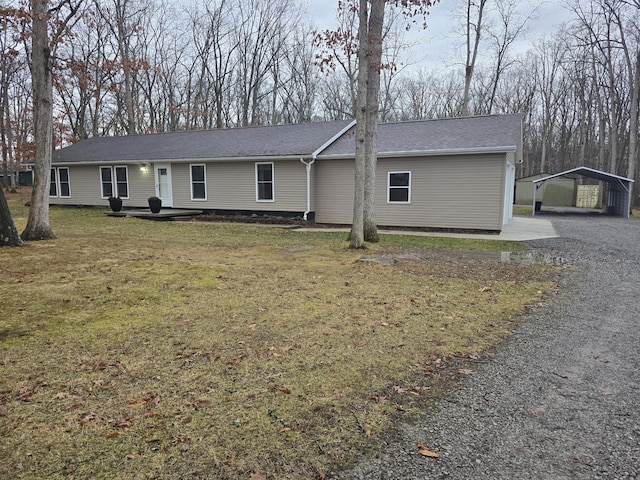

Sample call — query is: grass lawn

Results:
[0,192,555,479]
[512,204,533,216]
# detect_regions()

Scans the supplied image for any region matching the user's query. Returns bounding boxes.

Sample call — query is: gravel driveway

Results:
[333,215,640,479]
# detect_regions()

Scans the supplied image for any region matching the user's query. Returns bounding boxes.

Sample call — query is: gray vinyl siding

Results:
[49,160,307,212]
[171,160,308,212]
[48,166,97,206]
[129,167,157,205]
[49,164,155,208]
[315,154,507,230]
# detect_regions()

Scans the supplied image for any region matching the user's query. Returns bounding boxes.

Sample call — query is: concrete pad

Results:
[295,216,558,242]
[497,216,558,241]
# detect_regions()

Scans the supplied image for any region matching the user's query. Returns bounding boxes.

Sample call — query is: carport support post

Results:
[532,183,539,216]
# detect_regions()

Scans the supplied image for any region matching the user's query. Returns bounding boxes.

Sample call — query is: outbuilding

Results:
[532,167,634,218]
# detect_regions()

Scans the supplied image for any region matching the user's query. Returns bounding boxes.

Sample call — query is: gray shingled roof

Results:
[52,120,354,164]
[52,114,522,164]
[318,114,523,158]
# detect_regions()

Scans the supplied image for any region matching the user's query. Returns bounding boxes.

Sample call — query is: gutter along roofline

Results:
[51,155,311,166]
[317,146,518,160]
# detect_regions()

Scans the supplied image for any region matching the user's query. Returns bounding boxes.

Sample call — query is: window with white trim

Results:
[49,167,71,198]
[256,162,274,202]
[58,167,70,197]
[387,171,411,204]
[100,166,129,198]
[50,168,58,197]
[190,164,207,200]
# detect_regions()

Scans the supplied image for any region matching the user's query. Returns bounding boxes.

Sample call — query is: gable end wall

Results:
[314,154,506,230]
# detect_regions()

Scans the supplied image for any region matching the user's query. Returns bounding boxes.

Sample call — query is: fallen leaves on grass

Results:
[457,369,473,375]
[115,417,135,430]
[127,392,160,409]
[16,386,34,402]
[79,412,97,425]
[393,385,420,396]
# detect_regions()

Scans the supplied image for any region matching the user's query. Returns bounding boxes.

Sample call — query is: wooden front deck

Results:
[105,209,203,221]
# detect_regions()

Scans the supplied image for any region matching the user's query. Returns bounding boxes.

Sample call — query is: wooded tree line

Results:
[1,0,638,189]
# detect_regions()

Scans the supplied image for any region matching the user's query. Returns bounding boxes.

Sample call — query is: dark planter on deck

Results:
[108,196,123,212]
[148,196,162,213]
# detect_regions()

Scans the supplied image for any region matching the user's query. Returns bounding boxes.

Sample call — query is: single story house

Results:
[49,113,523,232]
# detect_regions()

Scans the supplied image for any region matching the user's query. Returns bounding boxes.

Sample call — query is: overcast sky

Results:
[305,0,576,70]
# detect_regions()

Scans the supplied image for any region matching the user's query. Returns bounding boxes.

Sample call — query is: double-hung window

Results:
[50,168,58,197]
[387,171,411,204]
[190,164,207,200]
[49,167,71,198]
[256,162,274,202]
[100,166,129,198]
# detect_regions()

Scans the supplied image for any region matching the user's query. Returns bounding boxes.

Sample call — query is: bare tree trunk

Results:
[540,131,547,173]
[0,187,22,246]
[22,0,55,241]
[628,50,639,182]
[363,0,384,243]
[461,0,487,116]
[116,0,136,134]
[592,48,607,171]
[1,74,9,189]
[349,0,369,249]
[618,27,639,182]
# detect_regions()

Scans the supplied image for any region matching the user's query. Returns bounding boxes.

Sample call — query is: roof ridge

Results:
[377,113,523,127]
[89,119,354,140]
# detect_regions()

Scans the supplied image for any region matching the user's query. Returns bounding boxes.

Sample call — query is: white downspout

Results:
[300,157,315,221]
[301,119,356,221]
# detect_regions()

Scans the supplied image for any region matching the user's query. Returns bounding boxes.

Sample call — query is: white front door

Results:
[154,164,173,208]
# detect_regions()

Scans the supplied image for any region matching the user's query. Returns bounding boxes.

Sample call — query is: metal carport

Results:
[532,167,634,218]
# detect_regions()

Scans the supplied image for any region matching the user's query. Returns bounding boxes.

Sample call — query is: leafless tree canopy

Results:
[0,0,638,193]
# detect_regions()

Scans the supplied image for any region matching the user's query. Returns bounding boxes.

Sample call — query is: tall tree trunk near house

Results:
[362,0,384,243]
[0,187,22,246]
[349,0,370,249]
[22,0,55,241]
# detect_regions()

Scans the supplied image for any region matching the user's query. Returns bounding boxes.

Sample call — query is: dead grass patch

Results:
[0,202,555,479]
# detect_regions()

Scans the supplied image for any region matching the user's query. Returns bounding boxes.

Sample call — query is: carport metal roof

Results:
[532,167,634,218]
